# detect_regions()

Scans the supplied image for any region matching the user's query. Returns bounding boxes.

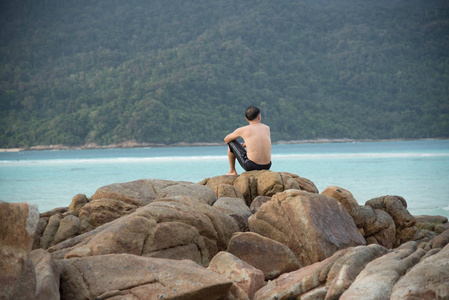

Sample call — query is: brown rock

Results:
[249,196,272,214]
[321,186,359,216]
[32,218,48,250]
[39,206,67,218]
[325,244,389,299]
[53,215,80,245]
[202,171,318,206]
[254,248,350,300]
[29,249,60,300]
[366,195,416,229]
[227,232,302,280]
[78,198,137,231]
[215,184,245,200]
[157,182,218,205]
[391,243,449,299]
[40,214,61,249]
[213,197,252,231]
[415,214,448,231]
[431,228,449,249]
[91,179,216,206]
[249,190,365,266]
[67,194,88,216]
[208,251,265,299]
[0,202,39,300]
[340,241,426,300]
[435,222,449,234]
[50,196,239,266]
[57,254,233,300]
[357,205,396,249]
[279,172,319,193]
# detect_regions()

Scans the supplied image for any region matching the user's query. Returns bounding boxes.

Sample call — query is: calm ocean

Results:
[1,140,448,218]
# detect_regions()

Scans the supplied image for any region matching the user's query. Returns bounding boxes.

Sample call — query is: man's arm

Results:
[224,127,244,144]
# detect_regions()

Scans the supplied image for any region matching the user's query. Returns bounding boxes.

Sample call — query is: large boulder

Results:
[366,195,416,246]
[29,249,60,300]
[340,241,426,299]
[35,180,218,250]
[67,194,89,216]
[356,205,397,249]
[57,254,233,300]
[213,197,252,231]
[254,248,350,300]
[208,251,265,300]
[248,190,366,266]
[0,202,39,300]
[321,185,397,249]
[92,179,217,206]
[226,232,302,280]
[414,214,448,231]
[49,196,240,266]
[201,171,318,205]
[253,244,388,300]
[325,244,389,299]
[78,198,137,232]
[390,243,449,299]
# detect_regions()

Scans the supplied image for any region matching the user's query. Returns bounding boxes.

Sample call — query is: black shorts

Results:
[228,140,272,172]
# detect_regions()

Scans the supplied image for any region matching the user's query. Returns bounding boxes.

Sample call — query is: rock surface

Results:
[390,243,449,299]
[227,231,302,280]
[0,202,39,300]
[49,195,239,266]
[248,189,366,266]
[208,251,265,299]
[57,254,233,300]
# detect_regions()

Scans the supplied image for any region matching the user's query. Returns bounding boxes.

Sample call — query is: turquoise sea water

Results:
[1,140,448,218]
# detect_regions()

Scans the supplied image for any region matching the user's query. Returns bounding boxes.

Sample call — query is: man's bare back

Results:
[224,106,271,175]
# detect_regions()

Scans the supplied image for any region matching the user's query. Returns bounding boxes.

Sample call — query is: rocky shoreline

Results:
[1,138,447,152]
[1,170,448,299]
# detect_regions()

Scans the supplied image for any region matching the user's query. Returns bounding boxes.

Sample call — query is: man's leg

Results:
[226,146,238,175]
[226,140,248,175]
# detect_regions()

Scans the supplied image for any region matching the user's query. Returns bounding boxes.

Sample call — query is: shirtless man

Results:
[224,106,272,175]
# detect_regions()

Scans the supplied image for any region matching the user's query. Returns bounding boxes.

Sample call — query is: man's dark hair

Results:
[245,106,260,121]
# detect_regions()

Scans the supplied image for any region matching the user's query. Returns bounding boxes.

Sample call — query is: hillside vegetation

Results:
[1,0,448,148]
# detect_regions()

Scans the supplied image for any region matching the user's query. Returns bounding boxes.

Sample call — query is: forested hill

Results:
[1,0,448,148]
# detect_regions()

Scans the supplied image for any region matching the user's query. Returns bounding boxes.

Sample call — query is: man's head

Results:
[245,106,260,121]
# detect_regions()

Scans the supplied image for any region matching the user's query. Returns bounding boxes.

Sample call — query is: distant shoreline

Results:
[1,138,447,153]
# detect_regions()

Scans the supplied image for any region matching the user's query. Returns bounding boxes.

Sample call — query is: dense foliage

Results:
[1,0,448,147]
